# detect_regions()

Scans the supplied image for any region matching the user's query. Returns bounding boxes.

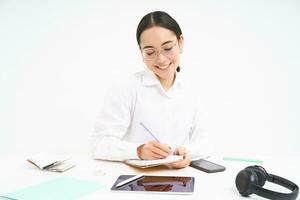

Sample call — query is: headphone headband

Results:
[236,166,299,200]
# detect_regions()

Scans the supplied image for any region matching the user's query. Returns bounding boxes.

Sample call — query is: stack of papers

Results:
[27,153,76,172]
[124,155,183,168]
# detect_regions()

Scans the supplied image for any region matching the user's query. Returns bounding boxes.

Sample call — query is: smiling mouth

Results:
[156,63,171,70]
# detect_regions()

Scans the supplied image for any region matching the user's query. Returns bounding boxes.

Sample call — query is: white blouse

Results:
[91,69,212,161]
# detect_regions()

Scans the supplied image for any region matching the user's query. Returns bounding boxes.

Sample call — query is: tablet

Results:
[111,175,194,194]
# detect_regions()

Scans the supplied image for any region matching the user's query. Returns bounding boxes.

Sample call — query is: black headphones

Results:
[236,165,299,200]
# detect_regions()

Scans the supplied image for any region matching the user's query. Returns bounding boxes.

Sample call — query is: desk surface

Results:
[0,153,299,200]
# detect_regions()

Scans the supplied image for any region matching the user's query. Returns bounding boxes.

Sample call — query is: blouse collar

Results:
[141,68,183,89]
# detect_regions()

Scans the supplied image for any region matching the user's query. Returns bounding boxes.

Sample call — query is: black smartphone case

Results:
[190,159,226,173]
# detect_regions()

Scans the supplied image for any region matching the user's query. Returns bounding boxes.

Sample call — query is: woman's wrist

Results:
[137,144,145,159]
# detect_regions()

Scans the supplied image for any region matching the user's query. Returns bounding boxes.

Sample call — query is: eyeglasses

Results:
[141,42,178,60]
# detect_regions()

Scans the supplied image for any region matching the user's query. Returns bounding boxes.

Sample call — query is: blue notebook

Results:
[1,176,104,200]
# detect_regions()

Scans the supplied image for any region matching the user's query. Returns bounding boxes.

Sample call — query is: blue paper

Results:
[1,176,104,200]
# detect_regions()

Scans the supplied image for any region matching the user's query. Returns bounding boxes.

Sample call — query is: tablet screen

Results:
[111,175,194,194]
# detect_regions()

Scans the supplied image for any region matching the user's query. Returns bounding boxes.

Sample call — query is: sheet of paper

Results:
[125,155,183,168]
[0,176,104,200]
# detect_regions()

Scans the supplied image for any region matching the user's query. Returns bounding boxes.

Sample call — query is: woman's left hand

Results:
[165,146,191,169]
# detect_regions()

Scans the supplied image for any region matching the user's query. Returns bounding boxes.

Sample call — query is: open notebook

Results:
[124,155,183,168]
[27,153,76,172]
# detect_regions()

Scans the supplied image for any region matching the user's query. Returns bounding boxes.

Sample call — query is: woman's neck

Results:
[158,74,176,91]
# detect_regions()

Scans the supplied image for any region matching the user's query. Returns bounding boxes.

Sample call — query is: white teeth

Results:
[157,64,170,69]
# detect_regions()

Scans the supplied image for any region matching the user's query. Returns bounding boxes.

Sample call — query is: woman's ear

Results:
[179,35,184,52]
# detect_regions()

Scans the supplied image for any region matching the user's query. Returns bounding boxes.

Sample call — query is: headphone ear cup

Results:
[253,168,267,187]
[236,169,258,196]
[246,166,267,187]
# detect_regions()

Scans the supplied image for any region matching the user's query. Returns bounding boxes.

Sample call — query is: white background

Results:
[0,0,299,157]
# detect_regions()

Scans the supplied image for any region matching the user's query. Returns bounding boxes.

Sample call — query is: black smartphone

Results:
[190,159,226,173]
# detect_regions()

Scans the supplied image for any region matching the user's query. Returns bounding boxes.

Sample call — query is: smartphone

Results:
[190,159,225,173]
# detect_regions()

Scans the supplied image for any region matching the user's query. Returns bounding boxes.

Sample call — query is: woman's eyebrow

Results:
[161,40,173,46]
[142,45,154,50]
[142,40,174,49]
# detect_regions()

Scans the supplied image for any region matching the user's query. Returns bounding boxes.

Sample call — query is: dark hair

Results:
[136,11,182,72]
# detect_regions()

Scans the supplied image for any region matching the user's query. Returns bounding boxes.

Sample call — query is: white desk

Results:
[0,153,299,200]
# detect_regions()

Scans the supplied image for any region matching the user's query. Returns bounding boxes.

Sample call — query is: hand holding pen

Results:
[137,122,171,160]
[138,122,193,168]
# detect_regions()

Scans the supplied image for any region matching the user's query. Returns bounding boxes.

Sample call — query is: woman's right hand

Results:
[137,140,171,160]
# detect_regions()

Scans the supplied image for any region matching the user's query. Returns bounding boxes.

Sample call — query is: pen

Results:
[140,122,176,155]
[223,156,263,163]
[140,122,192,154]
[116,174,145,188]
[139,122,160,142]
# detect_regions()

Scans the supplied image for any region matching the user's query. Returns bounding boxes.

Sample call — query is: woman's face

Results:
[139,26,183,84]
